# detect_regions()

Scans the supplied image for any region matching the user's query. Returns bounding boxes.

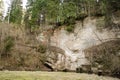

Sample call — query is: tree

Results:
[103,0,120,28]
[0,0,3,21]
[46,0,59,24]
[25,0,47,28]
[24,0,120,30]
[9,0,23,24]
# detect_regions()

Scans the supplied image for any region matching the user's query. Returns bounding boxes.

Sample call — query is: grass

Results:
[0,71,119,80]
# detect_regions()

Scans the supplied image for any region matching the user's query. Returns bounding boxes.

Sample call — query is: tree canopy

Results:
[3,0,120,29]
[8,0,23,24]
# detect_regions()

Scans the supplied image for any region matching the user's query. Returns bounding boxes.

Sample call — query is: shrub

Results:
[76,13,88,21]
[4,36,15,53]
[66,25,75,32]
[64,16,76,26]
[85,40,120,76]
[0,36,15,57]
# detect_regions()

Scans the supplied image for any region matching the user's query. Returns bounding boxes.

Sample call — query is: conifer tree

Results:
[9,0,23,24]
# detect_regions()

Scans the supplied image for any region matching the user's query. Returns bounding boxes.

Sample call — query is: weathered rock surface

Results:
[37,17,120,70]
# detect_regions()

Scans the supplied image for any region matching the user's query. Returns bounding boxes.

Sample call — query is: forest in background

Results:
[0,0,120,30]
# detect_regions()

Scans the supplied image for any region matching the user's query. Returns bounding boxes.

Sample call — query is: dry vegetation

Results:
[0,23,49,71]
[84,39,120,77]
[0,23,66,71]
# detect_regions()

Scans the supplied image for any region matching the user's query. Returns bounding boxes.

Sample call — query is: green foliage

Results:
[25,0,48,26]
[76,13,88,21]
[62,1,77,21]
[24,0,120,30]
[0,36,15,57]
[64,16,76,25]
[66,25,75,32]
[102,0,120,28]
[4,36,15,53]
[47,0,59,24]
[25,0,77,28]
[9,0,23,24]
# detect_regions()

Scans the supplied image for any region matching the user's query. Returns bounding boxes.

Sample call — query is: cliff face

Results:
[37,17,119,70]
[0,17,119,71]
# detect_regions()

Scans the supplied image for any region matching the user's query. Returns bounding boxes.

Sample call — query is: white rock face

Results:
[37,17,117,70]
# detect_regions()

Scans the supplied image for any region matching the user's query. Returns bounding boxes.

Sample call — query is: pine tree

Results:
[9,0,23,24]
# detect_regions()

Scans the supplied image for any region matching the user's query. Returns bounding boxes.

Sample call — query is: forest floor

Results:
[0,71,119,80]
